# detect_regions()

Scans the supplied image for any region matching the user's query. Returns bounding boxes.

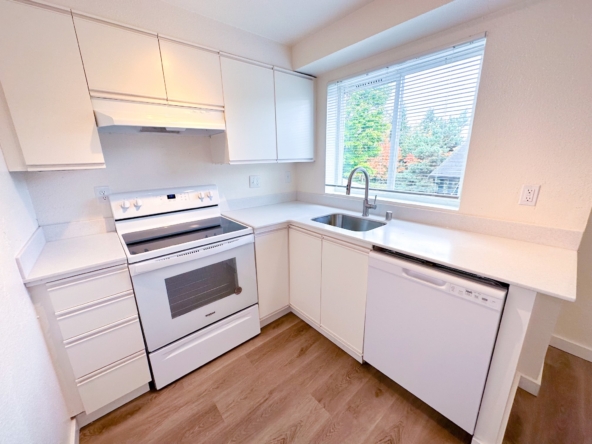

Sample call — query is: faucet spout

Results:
[346,166,377,217]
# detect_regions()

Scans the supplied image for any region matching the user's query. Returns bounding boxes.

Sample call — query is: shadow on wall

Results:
[554,209,592,358]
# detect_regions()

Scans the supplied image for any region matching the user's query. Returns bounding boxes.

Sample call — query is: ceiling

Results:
[160,0,376,45]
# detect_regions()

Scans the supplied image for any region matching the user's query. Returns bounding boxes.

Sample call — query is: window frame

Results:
[324,38,486,211]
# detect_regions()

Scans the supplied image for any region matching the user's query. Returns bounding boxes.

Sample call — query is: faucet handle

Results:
[369,195,377,209]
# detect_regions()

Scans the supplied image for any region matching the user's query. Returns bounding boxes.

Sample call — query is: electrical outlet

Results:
[285,171,292,184]
[249,175,260,188]
[519,185,540,206]
[94,186,111,203]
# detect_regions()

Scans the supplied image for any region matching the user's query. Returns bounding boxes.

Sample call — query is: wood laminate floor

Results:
[80,314,591,444]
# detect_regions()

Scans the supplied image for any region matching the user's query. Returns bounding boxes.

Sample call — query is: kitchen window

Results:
[325,38,486,209]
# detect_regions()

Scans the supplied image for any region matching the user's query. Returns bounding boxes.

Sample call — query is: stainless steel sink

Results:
[312,213,386,232]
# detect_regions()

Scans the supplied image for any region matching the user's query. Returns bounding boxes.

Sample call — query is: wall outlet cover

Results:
[94,186,111,203]
[249,175,260,188]
[519,185,540,206]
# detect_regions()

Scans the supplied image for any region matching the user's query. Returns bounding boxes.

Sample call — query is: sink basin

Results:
[312,213,386,232]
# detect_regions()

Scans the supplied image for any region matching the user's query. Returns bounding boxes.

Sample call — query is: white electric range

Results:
[110,185,260,389]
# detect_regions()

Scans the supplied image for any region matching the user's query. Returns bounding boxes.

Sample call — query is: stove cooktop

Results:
[122,216,248,256]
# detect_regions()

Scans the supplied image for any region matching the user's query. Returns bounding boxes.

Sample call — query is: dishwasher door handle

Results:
[402,268,447,288]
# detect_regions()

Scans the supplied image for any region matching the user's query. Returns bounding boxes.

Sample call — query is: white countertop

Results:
[24,232,127,287]
[224,202,577,302]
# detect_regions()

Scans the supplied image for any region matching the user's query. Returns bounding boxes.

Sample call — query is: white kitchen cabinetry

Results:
[0,0,104,171]
[29,264,151,417]
[289,227,322,325]
[255,228,290,323]
[73,15,167,101]
[159,38,224,107]
[216,56,278,163]
[320,238,369,356]
[274,70,315,162]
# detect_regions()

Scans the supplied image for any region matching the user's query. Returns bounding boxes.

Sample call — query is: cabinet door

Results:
[255,229,290,320]
[321,238,369,354]
[274,71,315,162]
[0,1,103,169]
[73,16,167,101]
[220,57,277,162]
[289,227,322,324]
[160,39,224,107]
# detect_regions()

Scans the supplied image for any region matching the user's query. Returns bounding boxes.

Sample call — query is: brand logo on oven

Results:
[205,312,216,317]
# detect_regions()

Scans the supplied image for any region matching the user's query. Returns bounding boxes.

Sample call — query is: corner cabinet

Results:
[212,57,315,164]
[0,0,104,171]
[288,226,369,361]
[254,228,290,324]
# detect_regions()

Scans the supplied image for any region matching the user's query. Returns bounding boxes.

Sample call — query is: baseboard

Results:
[518,366,543,396]
[290,306,363,363]
[76,384,150,428]
[69,418,79,444]
[550,334,592,362]
[260,306,291,328]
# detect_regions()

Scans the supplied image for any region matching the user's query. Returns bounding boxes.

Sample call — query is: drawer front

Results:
[56,291,138,341]
[77,351,151,414]
[65,316,145,378]
[48,265,132,313]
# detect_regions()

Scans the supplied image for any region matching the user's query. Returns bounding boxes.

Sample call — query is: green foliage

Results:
[342,88,392,177]
[340,84,469,195]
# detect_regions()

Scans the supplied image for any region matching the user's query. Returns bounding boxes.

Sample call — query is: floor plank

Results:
[81,314,591,444]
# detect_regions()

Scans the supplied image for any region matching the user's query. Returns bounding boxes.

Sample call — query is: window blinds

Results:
[325,38,486,207]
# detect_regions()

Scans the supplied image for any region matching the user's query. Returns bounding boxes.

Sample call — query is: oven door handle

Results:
[128,234,254,276]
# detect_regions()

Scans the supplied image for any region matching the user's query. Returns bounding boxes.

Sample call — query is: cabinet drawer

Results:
[56,291,138,340]
[77,351,151,414]
[48,265,132,312]
[65,316,145,378]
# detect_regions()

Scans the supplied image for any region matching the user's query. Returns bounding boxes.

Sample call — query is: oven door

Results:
[128,235,258,352]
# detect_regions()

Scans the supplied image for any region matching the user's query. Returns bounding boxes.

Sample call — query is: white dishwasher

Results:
[364,249,507,434]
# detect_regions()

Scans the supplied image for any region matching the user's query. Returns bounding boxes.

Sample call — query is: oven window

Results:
[164,258,239,319]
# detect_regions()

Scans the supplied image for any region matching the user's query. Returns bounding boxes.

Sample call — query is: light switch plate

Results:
[94,186,111,203]
[249,175,260,188]
[519,185,540,206]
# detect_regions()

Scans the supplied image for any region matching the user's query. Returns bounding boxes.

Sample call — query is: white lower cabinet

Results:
[77,351,151,415]
[320,238,369,356]
[288,226,370,360]
[255,228,290,321]
[289,227,322,325]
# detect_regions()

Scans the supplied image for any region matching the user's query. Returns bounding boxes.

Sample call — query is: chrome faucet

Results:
[346,167,377,217]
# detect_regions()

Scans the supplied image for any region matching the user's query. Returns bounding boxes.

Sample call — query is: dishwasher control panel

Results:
[448,284,503,311]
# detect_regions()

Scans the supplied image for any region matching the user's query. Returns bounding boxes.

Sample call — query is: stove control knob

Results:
[134,199,143,208]
[197,192,204,201]
[206,191,213,200]
[121,200,131,210]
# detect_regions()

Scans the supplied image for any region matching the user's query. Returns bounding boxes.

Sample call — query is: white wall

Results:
[297,0,592,234]
[0,156,70,443]
[553,210,592,356]
[26,133,297,229]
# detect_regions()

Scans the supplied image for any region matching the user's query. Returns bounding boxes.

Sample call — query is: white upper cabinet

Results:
[274,70,314,162]
[0,1,104,170]
[219,57,277,163]
[73,15,167,101]
[159,38,224,107]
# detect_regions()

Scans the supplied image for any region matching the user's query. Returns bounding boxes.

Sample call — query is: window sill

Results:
[324,187,460,211]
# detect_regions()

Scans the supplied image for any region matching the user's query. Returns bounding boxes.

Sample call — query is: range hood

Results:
[92,98,226,135]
